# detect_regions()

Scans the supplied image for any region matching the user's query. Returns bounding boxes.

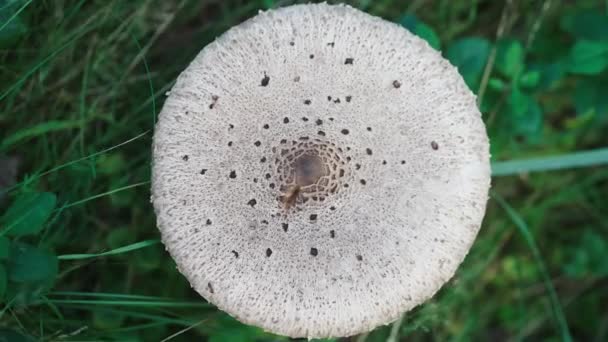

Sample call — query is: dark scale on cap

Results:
[346,95,352,102]
[207,282,214,293]
[344,58,354,64]
[327,42,335,47]
[316,119,323,126]
[200,169,208,175]
[283,117,290,124]
[356,254,363,261]
[206,219,212,225]
[366,148,373,155]
[318,130,326,136]
[431,141,439,150]
[261,220,269,225]
[269,183,275,189]
[309,54,314,59]
[248,199,257,207]
[263,124,270,129]
[310,248,319,256]
[333,98,341,103]
[260,157,267,163]
[282,223,289,232]
[229,170,237,179]
[182,155,189,161]
[393,80,401,88]
[289,41,294,46]
[302,117,309,121]
[304,99,311,105]
[327,96,332,101]
[341,129,349,135]
[228,141,233,147]
[228,124,234,129]
[231,250,239,258]
[330,230,335,238]
[261,73,270,86]
[329,206,336,211]
[309,214,318,221]
[266,248,273,257]
[254,141,262,147]
[382,160,387,165]
[360,179,367,185]
[401,160,406,165]
[367,127,372,132]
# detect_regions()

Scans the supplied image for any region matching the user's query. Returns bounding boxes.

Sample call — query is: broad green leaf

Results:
[567,40,608,75]
[0,264,6,298]
[400,14,441,50]
[7,242,58,283]
[561,9,608,42]
[507,87,543,138]
[0,329,36,342]
[495,38,524,77]
[0,236,8,259]
[0,192,56,237]
[518,70,540,88]
[527,62,565,90]
[446,37,491,91]
[488,78,505,91]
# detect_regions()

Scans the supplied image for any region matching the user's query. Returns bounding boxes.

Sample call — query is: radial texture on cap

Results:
[152,3,491,338]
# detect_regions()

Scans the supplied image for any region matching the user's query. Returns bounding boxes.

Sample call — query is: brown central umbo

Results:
[270,138,350,208]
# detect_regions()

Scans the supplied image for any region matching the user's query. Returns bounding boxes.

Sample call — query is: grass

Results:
[1,0,608,341]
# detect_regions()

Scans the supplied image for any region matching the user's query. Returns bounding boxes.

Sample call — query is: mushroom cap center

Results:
[294,154,324,187]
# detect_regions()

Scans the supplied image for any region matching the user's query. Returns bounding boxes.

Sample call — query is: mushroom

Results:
[151,3,490,339]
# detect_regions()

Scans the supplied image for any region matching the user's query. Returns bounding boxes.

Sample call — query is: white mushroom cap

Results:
[152,3,490,339]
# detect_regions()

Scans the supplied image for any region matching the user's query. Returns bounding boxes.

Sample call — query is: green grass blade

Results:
[492,148,608,176]
[43,299,210,308]
[131,33,156,126]
[1,130,150,195]
[492,191,572,342]
[0,21,97,102]
[60,180,150,210]
[49,291,171,301]
[58,239,159,260]
[0,0,32,33]
[1,120,84,150]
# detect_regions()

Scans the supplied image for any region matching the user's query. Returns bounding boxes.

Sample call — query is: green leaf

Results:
[495,38,524,77]
[0,236,9,259]
[7,242,58,283]
[507,87,543,138]
[488,78,505,91]
[0,264,6,298]
[567,40,608,75]
[400,14,441,50]
[0,192,56,237]
[446,37,491,91]
[527,62,565,90]
[518,70,540,88]
[561,9,608,42]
